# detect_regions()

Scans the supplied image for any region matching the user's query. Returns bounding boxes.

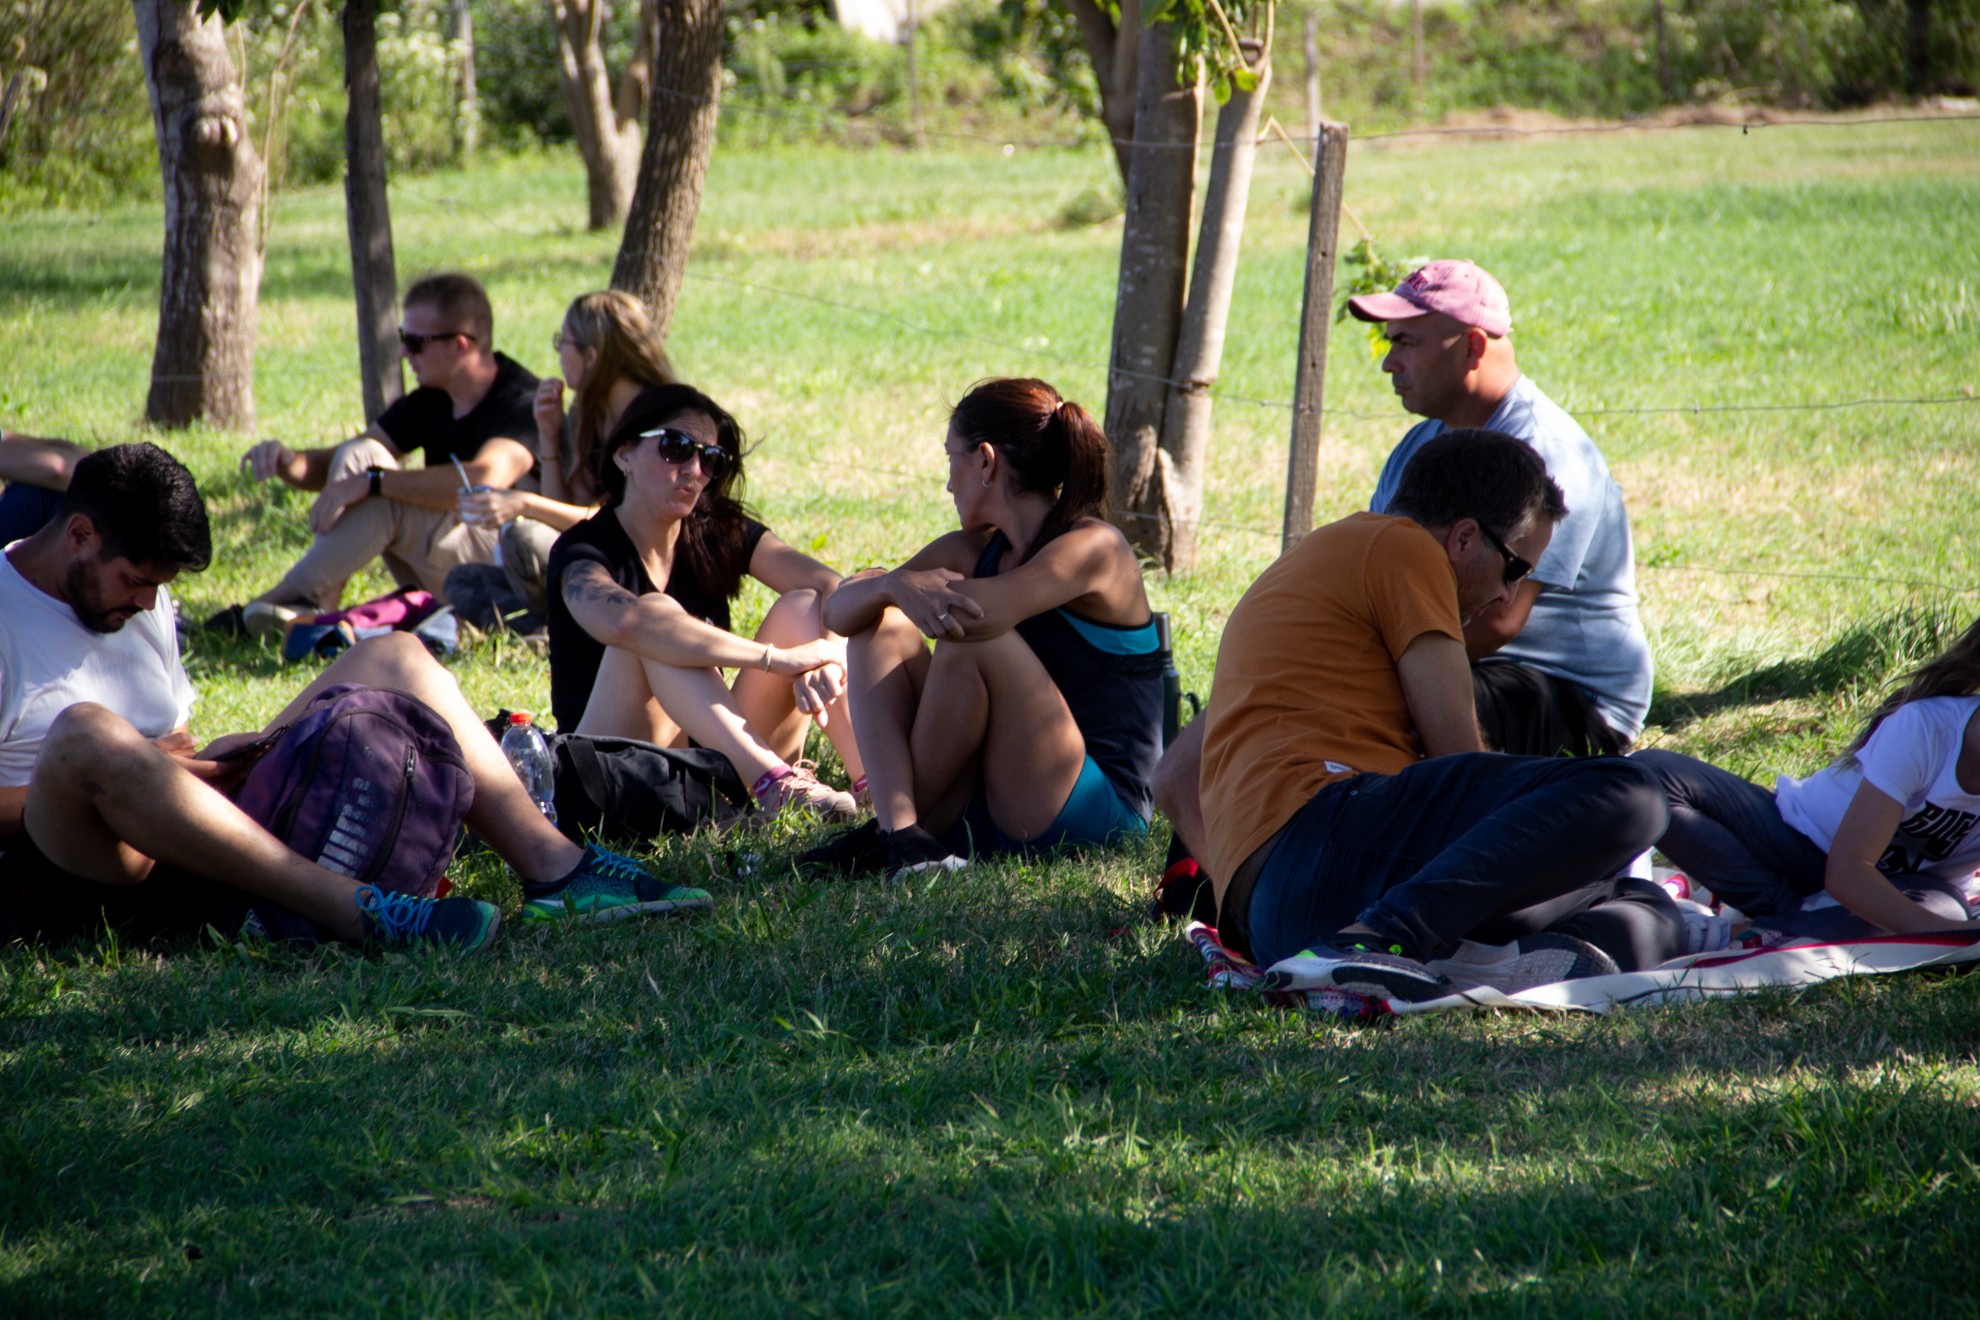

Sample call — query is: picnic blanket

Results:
[1185,922,1980,1020]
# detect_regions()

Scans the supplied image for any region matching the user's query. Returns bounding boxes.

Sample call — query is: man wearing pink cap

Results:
[1351,259,1651,760]
[1148,259,1653,925]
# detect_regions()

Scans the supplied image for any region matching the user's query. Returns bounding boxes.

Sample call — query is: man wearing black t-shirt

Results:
[222,273,539,628]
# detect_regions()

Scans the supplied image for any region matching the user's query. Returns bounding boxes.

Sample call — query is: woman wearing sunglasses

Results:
[451,291,677,626]
[802,377,1163,878]
[544,383,861,819]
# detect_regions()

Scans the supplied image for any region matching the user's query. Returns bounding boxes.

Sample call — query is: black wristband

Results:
[367,466,384,498]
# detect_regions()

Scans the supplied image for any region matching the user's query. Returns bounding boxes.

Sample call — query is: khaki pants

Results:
[499,515,559,618]
[271,437,497,609]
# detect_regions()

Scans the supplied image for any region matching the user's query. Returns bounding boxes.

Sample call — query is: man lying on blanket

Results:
[1195,428,1688,1003]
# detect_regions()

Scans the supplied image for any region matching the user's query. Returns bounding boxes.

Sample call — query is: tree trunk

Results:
[611,0,723,343]
[615,0,659,129]
[1302,7,1320,140]
[0,72,25,152]
[1905,0,1935,96]
[903,0,925,150]
[1410,0,1424,107]
[1103,17,1200,556]
[344,0,401,423]
[449,0,478,159]
[1151,35,1270,572]
[133,0,263,431]
[1653,0,1672,102]
[1062,0,1141,186]
[550,0,642,231]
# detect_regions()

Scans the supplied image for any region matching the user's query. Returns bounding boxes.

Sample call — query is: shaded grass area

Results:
[4,846,1977,1313]
[3,121,1980,1312]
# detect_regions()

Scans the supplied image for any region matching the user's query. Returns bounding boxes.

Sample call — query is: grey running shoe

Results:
[1262,939,1455,1002]
[1429,933,1620,993]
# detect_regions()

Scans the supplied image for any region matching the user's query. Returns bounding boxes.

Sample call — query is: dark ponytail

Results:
[950,377,1110,561]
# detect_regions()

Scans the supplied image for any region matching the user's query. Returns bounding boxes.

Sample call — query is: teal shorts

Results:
[953,755,1148,858]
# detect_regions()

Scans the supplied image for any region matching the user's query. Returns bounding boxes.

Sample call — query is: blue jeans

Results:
[1635,748,1970,937]
[1244,753,1681,970]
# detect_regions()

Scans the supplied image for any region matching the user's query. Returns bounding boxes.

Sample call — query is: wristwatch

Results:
[367,465,384,498]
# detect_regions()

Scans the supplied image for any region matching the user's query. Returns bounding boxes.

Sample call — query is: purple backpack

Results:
[233,684,475,943]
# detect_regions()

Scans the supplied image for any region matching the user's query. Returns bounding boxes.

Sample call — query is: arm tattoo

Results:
[563,560,638,610]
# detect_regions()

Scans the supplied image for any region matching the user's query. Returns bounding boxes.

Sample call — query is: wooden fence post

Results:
[1282,120,1349,551]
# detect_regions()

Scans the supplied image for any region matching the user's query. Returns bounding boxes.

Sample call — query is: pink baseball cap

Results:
[1346,259,1513,337]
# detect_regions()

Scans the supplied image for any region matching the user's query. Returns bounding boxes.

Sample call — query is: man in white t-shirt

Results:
[0,445,706,949]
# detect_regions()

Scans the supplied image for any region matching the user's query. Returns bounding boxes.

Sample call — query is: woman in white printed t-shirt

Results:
[1634,620,1980,939]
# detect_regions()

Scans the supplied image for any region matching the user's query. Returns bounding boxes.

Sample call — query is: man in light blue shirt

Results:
[1350,260,1652,755]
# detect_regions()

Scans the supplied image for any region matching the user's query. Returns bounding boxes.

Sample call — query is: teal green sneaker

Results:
[357,885,501,953]
[520,843,713,924]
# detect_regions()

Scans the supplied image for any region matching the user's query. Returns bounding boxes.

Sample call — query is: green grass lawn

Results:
[3,116,1979,1313]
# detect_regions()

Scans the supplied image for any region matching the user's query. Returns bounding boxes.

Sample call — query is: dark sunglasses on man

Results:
[1477,522,1535,586]
[397,327,472,354]
[639,427,733,480]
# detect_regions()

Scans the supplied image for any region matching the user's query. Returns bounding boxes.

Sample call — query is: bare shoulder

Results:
[1065,515,1137,557]
[1037,516,1141,575]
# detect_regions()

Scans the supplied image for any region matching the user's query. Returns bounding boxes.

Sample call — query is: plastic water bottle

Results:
[500,711,557,825]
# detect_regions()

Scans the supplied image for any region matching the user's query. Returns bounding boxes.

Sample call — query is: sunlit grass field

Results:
[1,116,1977,1312]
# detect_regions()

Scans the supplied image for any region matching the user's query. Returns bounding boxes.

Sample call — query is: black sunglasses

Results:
[398,327,470,354]
[1477,523,1534,586]
[639,427,733,480]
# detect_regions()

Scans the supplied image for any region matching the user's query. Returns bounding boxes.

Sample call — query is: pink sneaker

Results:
[753,764,858,823]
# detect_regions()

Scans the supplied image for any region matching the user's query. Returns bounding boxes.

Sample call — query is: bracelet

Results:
[366,466,384,498]
[760,644,774,672]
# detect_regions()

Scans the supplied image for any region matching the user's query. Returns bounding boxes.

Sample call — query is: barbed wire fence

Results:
[31,90,1980,600]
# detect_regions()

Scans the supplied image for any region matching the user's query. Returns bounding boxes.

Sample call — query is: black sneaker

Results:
[356,885,501,953]
[1262,939,1455,1002]
[796,819,887,877]
[201,603,249,637]
[884,824,968,880]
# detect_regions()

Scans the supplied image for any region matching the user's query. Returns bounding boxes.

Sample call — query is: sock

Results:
[522,843,597,898]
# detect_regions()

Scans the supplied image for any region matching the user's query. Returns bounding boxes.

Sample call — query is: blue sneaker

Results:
[357,885,501,953]
[520,843,713,924]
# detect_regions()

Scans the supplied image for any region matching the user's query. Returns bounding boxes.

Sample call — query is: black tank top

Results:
[973,531,1163,817]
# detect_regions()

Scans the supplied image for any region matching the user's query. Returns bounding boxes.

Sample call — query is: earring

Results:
[981,477,991,488]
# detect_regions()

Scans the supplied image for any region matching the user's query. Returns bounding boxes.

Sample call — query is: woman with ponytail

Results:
[804,377,1163,877]
[1635,618,1980,937]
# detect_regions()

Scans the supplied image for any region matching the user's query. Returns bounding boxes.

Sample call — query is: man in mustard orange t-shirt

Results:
[1197,429,1683,1002]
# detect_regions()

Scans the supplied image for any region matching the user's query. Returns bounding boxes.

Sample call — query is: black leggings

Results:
[1635,748,1971,938]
